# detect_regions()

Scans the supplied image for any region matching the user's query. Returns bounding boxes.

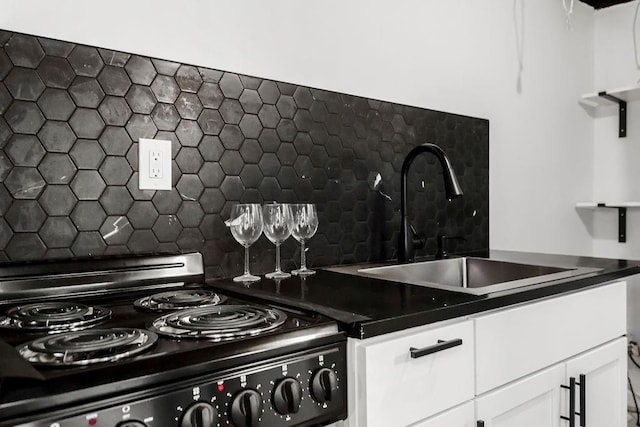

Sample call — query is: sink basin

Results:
[353,257,601,295]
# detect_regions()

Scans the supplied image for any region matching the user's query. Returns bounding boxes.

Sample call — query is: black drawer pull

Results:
[560,376,576,427]
[410,338,463,358]
[578,374,586,426]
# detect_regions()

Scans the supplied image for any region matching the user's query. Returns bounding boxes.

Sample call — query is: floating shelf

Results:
[580,85,640,107]
[575,202,640,242]
[580,85,640,138]
[575,202,640,208]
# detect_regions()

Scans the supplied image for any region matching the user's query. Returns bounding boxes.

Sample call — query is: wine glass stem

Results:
[244,246,250,276]
[300,241,307,270]
[275,244,282,272]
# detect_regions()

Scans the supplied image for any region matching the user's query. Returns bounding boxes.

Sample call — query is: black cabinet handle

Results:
[560,376,576,427]
[578,374,586,426]
[477,421,485,427]
[409,338,463,358]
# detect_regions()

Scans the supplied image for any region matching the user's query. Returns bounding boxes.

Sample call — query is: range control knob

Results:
[180,402,218,427]
[272,377,302,415]
[310,367,338,403]
[229,389,263,427]
[116,422,147,427]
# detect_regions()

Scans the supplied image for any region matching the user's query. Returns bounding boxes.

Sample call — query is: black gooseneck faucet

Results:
[398,143,463,263]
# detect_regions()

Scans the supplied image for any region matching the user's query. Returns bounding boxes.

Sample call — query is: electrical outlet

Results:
[139,138,171,190]
[150,151,163,178]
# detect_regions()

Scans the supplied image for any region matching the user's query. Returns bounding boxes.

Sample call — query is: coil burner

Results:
[134,289,227,312]
[149,305,287,341]
[0,302,111,333]
[18,328,158,366]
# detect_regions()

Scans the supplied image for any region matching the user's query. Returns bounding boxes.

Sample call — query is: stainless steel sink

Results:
[335,257,601,295]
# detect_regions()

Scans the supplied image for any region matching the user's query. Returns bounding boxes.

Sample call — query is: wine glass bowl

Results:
[262,203,293,279]
[228,214,262,248]
[290,204,319,276]
[226,204,263,282]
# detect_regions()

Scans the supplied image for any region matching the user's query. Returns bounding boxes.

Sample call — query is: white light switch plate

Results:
[139,138,172,190]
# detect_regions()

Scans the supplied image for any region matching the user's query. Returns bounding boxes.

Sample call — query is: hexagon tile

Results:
[0,29,489,280]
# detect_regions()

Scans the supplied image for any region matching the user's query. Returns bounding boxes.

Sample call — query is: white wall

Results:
[591,3,640,381]
[0,0,596,256]
[592,1,640,260]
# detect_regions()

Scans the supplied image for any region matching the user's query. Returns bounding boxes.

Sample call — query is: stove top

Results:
[0,287,328,370]
[0,253,347,427]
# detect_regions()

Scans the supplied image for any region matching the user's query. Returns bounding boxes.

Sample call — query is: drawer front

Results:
[475,281,626,394]
[358,320,474,427]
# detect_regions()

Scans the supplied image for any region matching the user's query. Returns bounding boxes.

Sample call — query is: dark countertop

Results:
[207,250,640,339]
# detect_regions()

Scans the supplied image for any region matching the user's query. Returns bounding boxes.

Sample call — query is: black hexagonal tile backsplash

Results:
[0,29,489,279]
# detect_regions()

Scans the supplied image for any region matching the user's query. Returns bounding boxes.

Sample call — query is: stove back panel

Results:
[0,30,489,279]
[0,253,204,301]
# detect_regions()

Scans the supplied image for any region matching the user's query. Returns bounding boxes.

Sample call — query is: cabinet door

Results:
[475,364,564,427]
[565,337,627,427]
[413,401,475,427]
[354,320,474,427]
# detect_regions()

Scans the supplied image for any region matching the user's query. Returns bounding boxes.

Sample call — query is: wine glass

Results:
[290,204,319,276]
[225,204,263,283]
[262,203,293,279]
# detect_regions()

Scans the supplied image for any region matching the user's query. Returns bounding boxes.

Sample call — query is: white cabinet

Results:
[344,281,627,427]
[345,320,474,427]
[475,364,565,427]
[564,337,627,427]
[474,337,626,427]
[474,281,626,394]
[474,281,626,427]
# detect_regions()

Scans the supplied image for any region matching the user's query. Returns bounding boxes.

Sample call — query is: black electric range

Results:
[0,253,347,427]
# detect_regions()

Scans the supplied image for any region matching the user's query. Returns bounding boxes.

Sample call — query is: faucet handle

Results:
[409,223,426,250]
[436,235,466,259]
